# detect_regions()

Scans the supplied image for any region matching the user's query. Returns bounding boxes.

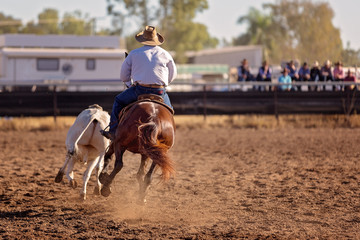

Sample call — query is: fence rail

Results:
[0,82,359,118]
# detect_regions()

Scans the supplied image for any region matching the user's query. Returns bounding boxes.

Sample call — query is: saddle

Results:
[118,94,174,124]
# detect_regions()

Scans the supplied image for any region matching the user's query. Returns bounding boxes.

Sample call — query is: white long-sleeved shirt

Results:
[120,45,177,87]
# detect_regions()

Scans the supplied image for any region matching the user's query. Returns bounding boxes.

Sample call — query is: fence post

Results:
[53,86,58,123]
[203,85,207,121]
[274,87,279,121]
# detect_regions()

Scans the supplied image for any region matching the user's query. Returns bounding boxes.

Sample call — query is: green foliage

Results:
[125,34,143,51]
[20,8,95,35]
[107,0,218,63]
[161,0,218,63]
[61,11,92,35]
[0,12,22,34]
[266,0,343,64]
[234,7,275,61]
[234,0,345,65]
[38,8,60,34]
[342,43,360,66]
[22,9,60,34]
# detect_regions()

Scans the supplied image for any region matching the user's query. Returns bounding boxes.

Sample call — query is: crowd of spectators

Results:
[237,58,358,92]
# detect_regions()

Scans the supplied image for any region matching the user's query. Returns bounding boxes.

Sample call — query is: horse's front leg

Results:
[101,149,124,197]
[138,162,156,205]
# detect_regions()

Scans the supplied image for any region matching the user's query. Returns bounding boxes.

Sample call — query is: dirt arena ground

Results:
[0,126,359,239]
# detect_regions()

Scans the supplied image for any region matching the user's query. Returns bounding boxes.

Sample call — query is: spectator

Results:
[278,68,292,92]
[298,62,311,91]
[287,60,300,91]
[237,58,254,82]
[333,61,344,91]
[320,59,333,91]
[310,61,321,91]
[256,60,272,91]
[287,60,299,79]
[344,69,356,91]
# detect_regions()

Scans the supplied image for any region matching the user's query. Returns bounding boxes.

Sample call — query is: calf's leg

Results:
[55,152,71,183]
[80,156,100,200]
[65,157,77,188]
[94,153,105,195]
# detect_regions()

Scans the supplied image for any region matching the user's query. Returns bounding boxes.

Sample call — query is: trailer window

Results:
[37,58,59,71]
[86,59,96,70]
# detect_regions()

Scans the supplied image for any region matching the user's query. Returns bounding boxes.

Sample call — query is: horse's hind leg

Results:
[138,162,156,205]
[137,155,148,185]
[101,149,124,197]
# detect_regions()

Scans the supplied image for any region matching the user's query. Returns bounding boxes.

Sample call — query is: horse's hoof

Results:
[70,179,77,189]
[99,172,110,185]
[101,185,111,197]
[54,170,64,183]
[93,185,101,195]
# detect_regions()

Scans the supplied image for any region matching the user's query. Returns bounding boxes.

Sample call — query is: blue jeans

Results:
[109,85,172,133]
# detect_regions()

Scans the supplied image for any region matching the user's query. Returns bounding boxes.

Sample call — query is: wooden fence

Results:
[0,83,359,118]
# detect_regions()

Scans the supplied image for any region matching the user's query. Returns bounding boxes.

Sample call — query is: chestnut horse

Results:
[99,100,175,204]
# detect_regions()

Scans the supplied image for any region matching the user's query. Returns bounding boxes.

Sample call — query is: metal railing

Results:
[1,80,359,92]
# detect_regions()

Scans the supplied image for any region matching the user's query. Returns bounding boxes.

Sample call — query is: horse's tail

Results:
[138,116,174,181]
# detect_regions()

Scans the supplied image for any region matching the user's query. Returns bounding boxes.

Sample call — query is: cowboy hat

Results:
[135,26,164,46]
[335,61,343,66]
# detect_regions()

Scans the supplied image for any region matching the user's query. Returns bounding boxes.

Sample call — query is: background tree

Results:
[342,42,360,67]
[233,7,277,61]
[61,11,92,35]
[0,12,22,34]
[22,8,60,34]
[234,0,343,65]
[106,0,155,36]
[265,0,342,64]
[160,0,217,63]
[106,0,218,63]
[38,8,60,34]
[21,8,95,35]
[21,21,41,34]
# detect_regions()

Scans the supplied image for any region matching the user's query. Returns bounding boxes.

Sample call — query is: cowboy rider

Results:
[100,26,177,140]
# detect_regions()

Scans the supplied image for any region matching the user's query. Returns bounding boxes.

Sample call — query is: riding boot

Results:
[100,130,115,140]
[100,123,116,140]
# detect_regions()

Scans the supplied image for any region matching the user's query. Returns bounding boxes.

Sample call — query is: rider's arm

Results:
[167,58,177,85]
[120,56,132,87]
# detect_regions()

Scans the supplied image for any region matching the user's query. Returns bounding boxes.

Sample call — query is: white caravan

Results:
[0,34,127,91]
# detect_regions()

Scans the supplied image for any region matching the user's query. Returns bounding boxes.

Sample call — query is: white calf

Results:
[55,104,110,200]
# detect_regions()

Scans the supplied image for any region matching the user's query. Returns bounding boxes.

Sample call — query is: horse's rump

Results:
[137,113,175,180]
[117,101,175,180]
